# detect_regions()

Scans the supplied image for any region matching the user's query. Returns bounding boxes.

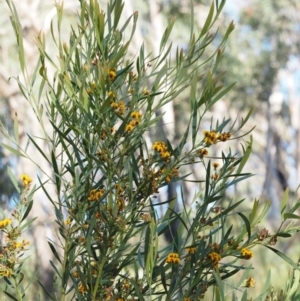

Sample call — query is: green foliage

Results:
[1,0,300,301]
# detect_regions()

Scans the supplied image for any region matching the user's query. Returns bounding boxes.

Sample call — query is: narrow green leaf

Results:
[281,187,289,218]
[49,260,62,278]
[13,112,19,145]
[3,291,18,301]
[204,161,211,202]
[19,217,37,231]
[200,2,214,38]
[7,165,20,193]
[159,18,176,52]
[241,290,248,301]
[8,1,25,73]
[208,82,236,110]
[27,135,51,164]
[236,136,252,175]
[21,200,33,222]
[276,232,292,238]
[238,212,251,243]
[253,270,271,301]
[48,241,62,264]
[264,245,298,269]
[248,199,259,225]
[213,271,225,301]
[2,143,25,157]
[212,199,244,222]
[286,270,300,299]
[284,212,300,220]
[168,208,188,232]
[37,280,56,301]
[51,150,61,195]
[17,273,24,285]
[144,225,150,268]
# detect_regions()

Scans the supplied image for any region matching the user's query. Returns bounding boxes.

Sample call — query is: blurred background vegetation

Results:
[1,0,300,299]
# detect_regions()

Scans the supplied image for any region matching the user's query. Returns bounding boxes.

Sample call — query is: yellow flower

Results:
[108,69,116,81]
[211,173,218,180]
[217,132,232,141]
[108,91,115,99]
[111,101,119,109]
[125,124,134,132]
[88,189,105,201]
[20,174,32,187]
[203,130,218,145]
[0,268,13,278]
[64,217,71,225]
[245,277,255,288]
[130,120,140,126]
[166,252,181,264]
[212,162,219,169]
[143,88,150,95]
[78,282,88,294]
[0,218,12,229]
[161,151,171,160]
[187,247,196,254]
[131,111,142,119]
[241,248,253,260]
[111,100,126,115]
[13,242,22,249]
[198,148,208,157]
[208,252,221,267]
[153,141,172,161]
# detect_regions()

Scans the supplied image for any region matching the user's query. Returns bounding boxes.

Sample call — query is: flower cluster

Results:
[165,167,179,182]
[87,81,97,94]
[187,247,197,254]
[207,252,221,267]
[6,239,30,253]
[111,100,126,115]
[241,248,253,259]
[198,148,208,158]
[203,130,231,146]
[108,91,115,98]
[152,141,171,161]
[143,88,150,95]
[78,282,89,295]
[100,127,114,140]
[0,218,12,229]
[140,213,151,222]
[218,132,232,142]
[87,188,105,201]
[0,216,30,278]
[125,111,142,132]
[108,68,117,81]
[212,162,219,169]
[211,162,220,180]
[20,174,32,187]
[166,252,180,264]
[257,228,269,241]
[245,277,255,288]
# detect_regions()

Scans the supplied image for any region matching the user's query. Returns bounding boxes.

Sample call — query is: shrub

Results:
[1,0,300,300]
